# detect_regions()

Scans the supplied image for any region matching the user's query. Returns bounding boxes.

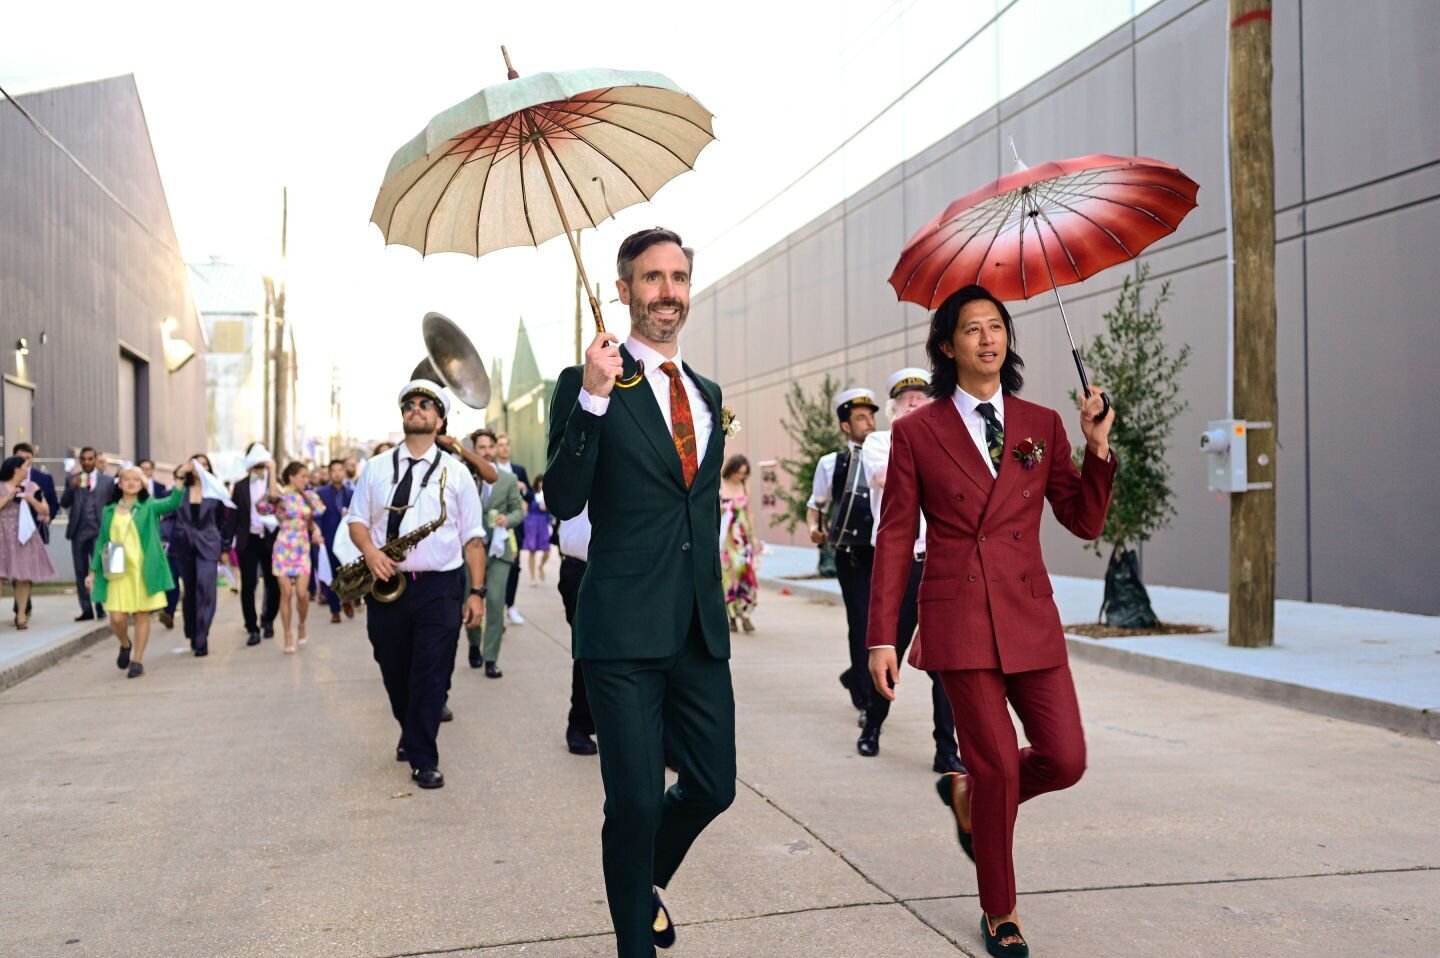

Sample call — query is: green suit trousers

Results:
[466,554,513,663]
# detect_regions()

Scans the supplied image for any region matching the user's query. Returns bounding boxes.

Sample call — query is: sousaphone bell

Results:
[411,311,491,411]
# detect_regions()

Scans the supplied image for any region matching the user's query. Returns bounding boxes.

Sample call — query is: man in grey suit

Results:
[465,429,524,678]
[59,446,114,621]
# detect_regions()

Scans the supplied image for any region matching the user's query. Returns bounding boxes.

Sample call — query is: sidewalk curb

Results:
[0,624,113,693]
[759,576,1437,740]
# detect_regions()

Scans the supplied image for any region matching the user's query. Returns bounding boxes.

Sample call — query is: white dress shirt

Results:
[558,505,592,562]
[952,386,1006,478]
[248,474,267,534]
[577,337,714,464]
[343,441,484,573]
[862,429,927,553]
[807,450,840,512]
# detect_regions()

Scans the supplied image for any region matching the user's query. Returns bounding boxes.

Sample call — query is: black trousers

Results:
[581,609,736,958]
[365,569,464,771]
[557,556,593,735]
[864,556,959,759]
[72,535,98,613]
[177,551,219,652]
[237,534,278,633]
[833,544,875,711]
[505,556,521,608]
[164,548,180,615]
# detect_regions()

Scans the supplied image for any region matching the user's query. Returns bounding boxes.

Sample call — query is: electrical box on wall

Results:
[1200,419,1248,493]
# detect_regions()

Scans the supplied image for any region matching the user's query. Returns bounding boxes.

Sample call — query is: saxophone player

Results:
[346,378,487,790]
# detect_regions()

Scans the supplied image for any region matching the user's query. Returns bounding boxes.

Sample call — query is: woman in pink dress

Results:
[0,455,57,628]
[257,461,325,653]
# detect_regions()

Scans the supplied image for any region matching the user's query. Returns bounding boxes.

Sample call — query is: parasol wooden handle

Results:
[501,46,519,80]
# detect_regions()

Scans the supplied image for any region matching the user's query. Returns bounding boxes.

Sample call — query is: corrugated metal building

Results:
[0,74,205,465]
[687,0,1440,615]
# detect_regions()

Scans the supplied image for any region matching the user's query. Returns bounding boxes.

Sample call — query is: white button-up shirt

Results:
[343,441,484,573]
[861,429,927,553]
[248,474,268,534]
[577,337,714,464]
[558,505,592,562]
[952,387,1006,478]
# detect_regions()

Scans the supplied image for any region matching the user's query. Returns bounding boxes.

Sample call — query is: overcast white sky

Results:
[2,0,1153,442]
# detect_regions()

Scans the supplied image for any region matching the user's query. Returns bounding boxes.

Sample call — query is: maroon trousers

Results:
[938,664,1086,915]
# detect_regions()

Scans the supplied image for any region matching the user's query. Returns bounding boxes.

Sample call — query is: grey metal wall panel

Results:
[743,251,791,377]
[0,75,205,464]
[997,47,1136,171]
[787,221,848,359]
[712,280,747,387]
[843,187,907,346]
[1301,0,1440,199]
[1274,238,1310,602]
[1306,201,1440,614]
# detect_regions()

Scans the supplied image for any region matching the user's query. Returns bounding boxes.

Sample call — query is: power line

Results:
[0,81,185,261]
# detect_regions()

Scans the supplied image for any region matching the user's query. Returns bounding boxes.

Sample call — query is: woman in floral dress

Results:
[719,454,759,633]
[257,461,325,653]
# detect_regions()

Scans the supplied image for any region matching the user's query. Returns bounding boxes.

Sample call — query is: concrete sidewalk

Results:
[2,577,1438,957]
[0,591,113,692]
[761,545,1440,738]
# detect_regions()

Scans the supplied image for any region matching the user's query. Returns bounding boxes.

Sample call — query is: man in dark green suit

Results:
[546,227,734,958]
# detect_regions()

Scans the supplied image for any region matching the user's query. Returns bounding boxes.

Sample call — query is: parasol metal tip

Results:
[501,45,519,80]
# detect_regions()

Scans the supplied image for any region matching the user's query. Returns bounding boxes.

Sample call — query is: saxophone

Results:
[334,469,448,604]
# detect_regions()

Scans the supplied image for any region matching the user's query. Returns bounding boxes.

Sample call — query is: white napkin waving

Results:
[316,546,333,586]
[192,459,237,509]
[488,526,508,558]
[17,497,36,545]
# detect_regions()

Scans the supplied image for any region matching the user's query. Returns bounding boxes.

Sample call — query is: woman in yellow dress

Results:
[86,465,186,678]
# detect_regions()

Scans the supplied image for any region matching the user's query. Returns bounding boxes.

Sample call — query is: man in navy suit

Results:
[315,459,354,622]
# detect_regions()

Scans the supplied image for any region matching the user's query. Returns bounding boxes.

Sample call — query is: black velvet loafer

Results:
[981,914,1028,957]
[566,726,598,755]
[933,752,966,774]
[935,774,975,862]
[651,889,676,949]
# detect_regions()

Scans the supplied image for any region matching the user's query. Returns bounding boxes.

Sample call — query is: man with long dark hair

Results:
[868,284,1116,957]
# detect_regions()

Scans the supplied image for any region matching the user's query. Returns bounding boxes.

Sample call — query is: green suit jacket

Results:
[480,469,525,564]
[545,347,728,662]
[90,488,184,604]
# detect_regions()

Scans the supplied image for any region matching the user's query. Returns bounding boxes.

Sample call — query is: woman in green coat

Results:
[85,464,186,678]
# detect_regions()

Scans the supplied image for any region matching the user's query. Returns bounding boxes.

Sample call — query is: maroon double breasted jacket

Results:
[866,393,1117,674]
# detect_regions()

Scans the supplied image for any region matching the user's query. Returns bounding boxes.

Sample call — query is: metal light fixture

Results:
[15,337,28,355]
[161,317,196,373]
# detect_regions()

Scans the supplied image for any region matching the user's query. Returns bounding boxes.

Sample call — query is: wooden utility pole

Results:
[1227,0,1277,647]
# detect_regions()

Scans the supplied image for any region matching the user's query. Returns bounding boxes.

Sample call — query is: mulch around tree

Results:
[1065,622,1216,639]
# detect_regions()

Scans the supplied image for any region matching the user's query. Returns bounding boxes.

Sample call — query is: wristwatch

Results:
[470,586,488,598]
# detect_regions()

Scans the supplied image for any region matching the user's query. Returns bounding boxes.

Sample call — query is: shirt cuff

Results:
[577,388,610,416]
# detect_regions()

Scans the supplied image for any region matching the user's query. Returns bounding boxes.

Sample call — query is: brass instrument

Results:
[334,470,448,604]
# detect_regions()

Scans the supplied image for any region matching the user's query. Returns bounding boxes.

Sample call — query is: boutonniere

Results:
[720,406,742,438]
[1012,437,1046,470]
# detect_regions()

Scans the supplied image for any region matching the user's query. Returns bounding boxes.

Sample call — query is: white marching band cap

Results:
[398,379,451,418]
[886,367,931,398]
[833,387,879,421]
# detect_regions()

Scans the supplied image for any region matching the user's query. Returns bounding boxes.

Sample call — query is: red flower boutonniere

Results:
[1012,438,1046,470]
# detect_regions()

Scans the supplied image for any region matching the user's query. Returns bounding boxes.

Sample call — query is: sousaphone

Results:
[411,311,491,411]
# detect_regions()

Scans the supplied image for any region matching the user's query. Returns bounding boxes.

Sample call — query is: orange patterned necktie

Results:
[660,362,698,488]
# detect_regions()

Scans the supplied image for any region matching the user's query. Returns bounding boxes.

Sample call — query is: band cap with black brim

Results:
[398,379,451,418]
[833,387,879,422]
[886,366,931,398]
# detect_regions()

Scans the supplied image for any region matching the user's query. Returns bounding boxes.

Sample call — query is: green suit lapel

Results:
[614,345,688,491]
[684,361,723,469]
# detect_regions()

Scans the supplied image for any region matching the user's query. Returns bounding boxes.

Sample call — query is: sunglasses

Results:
[401,398,439,412]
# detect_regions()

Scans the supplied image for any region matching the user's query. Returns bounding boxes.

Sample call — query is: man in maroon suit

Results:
[867,284,1115,958]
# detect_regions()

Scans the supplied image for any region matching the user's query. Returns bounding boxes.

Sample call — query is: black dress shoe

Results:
[395,745,407,763]
[981,914,1029,957]
[411,767,444,789]
[933,752,966,774]
[440,705,454,722]
[245,631,261,646]
[839,671,866,710]
[193,647,208,658]
[566,726,598,755]
[262,625,275,639]
[484,661,502,678]
[468,645,482,668]
[126,662,145,679]
[856,722,881,757]
[117,645,131,669]
[936,774,975,862]
[651,889,676,949]
[77,611,96,622]
[158,611,174,630]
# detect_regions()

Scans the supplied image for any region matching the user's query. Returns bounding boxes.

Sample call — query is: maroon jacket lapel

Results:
[921,398,994,494]
[980,396,1040,527]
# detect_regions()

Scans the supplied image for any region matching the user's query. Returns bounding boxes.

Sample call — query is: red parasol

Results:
[890,150,1199,414]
